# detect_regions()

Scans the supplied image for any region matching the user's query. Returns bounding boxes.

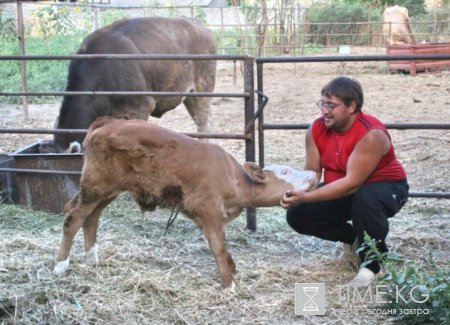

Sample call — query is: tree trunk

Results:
[256,0,268,56]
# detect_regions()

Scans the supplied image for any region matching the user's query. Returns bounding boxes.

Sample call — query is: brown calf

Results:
[54,117,317,288]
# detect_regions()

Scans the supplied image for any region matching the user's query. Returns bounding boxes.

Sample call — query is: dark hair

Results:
[321,77,364,112]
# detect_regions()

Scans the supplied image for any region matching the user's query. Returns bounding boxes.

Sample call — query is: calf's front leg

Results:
[201,217,236,289]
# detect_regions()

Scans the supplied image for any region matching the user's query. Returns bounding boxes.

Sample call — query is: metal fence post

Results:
[257,61,265,167]
[243,56,256,231]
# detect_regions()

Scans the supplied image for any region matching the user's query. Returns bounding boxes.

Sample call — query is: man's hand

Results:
[280,190,305,209]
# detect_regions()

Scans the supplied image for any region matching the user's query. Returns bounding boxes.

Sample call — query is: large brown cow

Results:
[53,117,318,289]
[383,5,415,45]
[52,17,216,152]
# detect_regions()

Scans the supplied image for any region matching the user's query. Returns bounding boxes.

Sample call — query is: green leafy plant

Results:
[0,10,17,41]
[363,233,450,324]
[306,2,383,46]
[165,0,181,17]
[31,5,76,37]
[0,35,83,104]
[192,6,207,24]
[99,8,130,28]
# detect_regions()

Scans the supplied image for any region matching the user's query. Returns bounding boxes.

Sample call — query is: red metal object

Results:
[387,42,450,76]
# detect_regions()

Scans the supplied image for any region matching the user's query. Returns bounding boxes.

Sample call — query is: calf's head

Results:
[243,162,317,206]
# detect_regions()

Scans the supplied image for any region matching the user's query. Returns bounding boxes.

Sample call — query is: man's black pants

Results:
[286,180,409,274]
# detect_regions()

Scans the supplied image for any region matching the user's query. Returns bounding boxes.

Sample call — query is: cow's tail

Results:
[66,142,81,153]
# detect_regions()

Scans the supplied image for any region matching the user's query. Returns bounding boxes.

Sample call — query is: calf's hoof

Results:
[223,278,239,293]
[53,258,70,275]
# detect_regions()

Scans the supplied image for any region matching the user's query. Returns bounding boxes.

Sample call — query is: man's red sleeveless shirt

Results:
[311,112,407,184]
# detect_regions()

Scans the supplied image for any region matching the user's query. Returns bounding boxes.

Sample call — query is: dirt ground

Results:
[0,53,449,324]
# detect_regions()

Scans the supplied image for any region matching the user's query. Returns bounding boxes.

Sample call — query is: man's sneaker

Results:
[346,267,375,287]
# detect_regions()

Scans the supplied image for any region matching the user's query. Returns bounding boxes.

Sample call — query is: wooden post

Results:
[368,4,373,46]
[93,5,99,30]
[16,0,28,121]
[432,0,438,42]
[220,7,224,54]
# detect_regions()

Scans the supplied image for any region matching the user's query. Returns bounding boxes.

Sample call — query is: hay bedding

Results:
[1,51,449,324]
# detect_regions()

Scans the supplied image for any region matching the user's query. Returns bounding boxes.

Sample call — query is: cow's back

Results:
[54,17,216,152]
[75,17,216,93]
[66,16,216,96]
[82,17,215,55]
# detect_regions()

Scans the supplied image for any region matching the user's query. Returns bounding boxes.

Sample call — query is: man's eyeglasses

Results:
[316,100,344,112]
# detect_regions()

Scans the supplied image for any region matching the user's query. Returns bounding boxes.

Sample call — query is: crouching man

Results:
[281,77,409,287]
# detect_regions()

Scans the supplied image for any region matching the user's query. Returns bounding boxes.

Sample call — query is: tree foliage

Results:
[341,0,427,16]
[306,1,383,45]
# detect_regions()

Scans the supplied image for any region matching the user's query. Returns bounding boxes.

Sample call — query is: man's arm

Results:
[281,128,391,208]
[303,126,322,183]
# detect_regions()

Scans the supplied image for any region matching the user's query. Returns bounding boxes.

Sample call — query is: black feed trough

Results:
[1,140,83,214]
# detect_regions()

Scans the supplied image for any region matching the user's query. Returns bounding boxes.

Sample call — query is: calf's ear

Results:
[243,162,266,183]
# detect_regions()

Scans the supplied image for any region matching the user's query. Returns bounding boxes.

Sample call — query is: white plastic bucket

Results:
[338,45,352,55]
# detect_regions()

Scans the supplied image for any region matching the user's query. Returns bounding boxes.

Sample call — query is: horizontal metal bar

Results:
[263,123,310,130]
[1,166,448,198]
[0,168,81,176]
[184,132,250,140]
[384,123,450,129]
[262,123,450,130]
[0,54,251,61]
[0,128,86,134]
[5,123,448,136]
[15,53,445,65]
[409,192,450,199]
[256,54,450,64]
[0,91,249,98]
[0,128,249,140]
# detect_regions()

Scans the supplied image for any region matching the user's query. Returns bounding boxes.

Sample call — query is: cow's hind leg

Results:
[54,195,101,274]
[184,65,215,135]
[184,95,212,135]
[82,197,116,265]
[200,216,236,289]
